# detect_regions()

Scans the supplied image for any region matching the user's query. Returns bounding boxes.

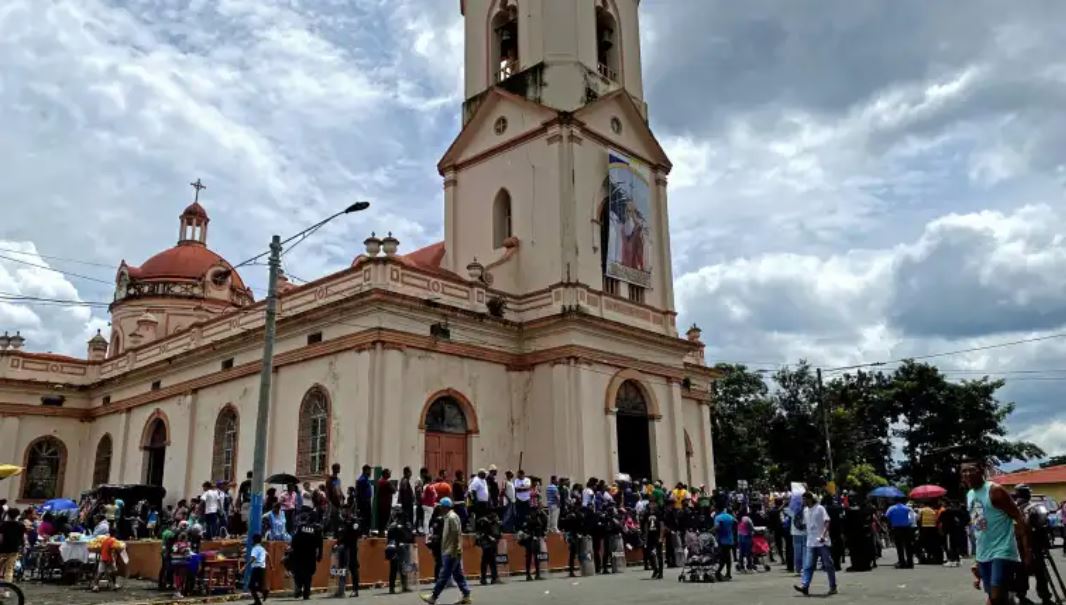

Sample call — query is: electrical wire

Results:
[0,245,114,269]
[823,332,1066,374]
[0,253,114,285]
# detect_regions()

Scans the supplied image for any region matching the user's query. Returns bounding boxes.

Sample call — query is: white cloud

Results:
[0,242,107,355]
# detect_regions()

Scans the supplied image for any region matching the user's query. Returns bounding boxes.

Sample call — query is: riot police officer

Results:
[1015,485,1054,605]
[290,509,324,600]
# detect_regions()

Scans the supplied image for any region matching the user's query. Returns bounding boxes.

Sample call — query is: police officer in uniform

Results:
[338,509,362,597]
[1014,485,1054,605]
[291,509,324,600]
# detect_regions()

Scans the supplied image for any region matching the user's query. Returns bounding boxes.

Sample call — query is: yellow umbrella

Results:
[0,465,24,479]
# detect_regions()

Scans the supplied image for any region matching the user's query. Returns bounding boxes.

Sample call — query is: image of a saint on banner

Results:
[605,151,653,288]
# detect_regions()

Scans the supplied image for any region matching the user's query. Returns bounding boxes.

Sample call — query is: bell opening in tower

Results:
[596,6,620,82]
[492,5,519,83]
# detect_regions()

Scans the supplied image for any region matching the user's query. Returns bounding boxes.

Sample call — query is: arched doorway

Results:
[423,396,470,480]
[615,380,652,480]
[143,418,168,487]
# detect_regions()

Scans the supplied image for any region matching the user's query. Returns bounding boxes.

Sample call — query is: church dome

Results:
[129,243,247,291]
[182,201,209,219]
[112,197,254,310]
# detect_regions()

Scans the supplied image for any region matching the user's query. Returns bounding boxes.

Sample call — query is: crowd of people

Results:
[1,456,1063,604]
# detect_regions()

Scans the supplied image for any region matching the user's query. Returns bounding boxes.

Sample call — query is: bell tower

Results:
[443,0,674,323]
[461,0,645,116]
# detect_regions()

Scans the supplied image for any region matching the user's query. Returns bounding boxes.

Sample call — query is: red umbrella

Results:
[909,485,947,500]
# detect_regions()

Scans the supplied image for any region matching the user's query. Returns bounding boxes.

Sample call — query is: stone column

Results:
[377,345,405,471]
[699,401,716,490]
[667,379,687,482]
[117,410,132,483]
[443,169,458,273]
[654,171,676,320]
[182,391,199,498]
[0,416,20,501]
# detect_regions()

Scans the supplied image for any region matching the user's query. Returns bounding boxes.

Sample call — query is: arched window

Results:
[21,436,67,500]
[212,406,239,483]
[143,416,168,487]
[615,380,648,416]
[596,4,621,81]
[93,434,112,487]
[109,330,122,358]
[297,387,330,477]
[491,2,519,82]
[425,397,469,434]
[493,189,512,248]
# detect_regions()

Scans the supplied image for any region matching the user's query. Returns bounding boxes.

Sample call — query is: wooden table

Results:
[201,557,241,594]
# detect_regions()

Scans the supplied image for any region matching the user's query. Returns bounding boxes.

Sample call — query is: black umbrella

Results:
[266,473,299,485]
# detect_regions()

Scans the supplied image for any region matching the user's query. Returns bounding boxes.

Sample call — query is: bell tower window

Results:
[491,3,519,83]
[596,5,620,82]
[493,189,512,248]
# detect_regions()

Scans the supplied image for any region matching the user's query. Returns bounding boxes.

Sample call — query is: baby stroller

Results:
[678,529,718,583]
[750,527,772,572]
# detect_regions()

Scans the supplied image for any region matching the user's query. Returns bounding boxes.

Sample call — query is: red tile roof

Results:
[992,464,1066,485]
[403,241,446,270]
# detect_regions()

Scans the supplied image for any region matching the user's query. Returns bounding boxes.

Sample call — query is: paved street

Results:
[21,550,1066,605]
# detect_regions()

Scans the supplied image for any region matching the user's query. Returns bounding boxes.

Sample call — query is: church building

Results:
[0,0,720,505]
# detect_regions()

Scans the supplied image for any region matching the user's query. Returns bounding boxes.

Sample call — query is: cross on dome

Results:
[189,178,207,202]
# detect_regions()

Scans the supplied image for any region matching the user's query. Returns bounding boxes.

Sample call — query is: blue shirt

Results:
[714,512,737,546]
[250,544,267,568]
[356,474,373,500]
[886,503,912,528]
[546,484,559,507]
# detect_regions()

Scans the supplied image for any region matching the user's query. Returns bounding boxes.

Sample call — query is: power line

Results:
[0,293,110,308]
[0,253,114,285]
[0,245,114,269]
[823,332,1066,374]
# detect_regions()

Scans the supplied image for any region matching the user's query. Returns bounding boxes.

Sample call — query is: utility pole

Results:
[245,234,281,585]
[226,202,369,586]
[817,367,834,482]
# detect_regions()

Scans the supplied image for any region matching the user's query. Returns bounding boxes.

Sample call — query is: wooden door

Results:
[424,432,468,479]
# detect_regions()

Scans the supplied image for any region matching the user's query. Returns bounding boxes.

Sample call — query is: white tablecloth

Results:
[59,541,90,563]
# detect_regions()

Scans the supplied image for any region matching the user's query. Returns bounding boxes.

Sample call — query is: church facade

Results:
[0,0,720,505]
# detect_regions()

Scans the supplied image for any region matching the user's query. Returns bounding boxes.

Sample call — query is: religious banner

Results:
[605,150,654,288]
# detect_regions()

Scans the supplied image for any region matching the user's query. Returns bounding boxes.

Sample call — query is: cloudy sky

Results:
[1,1,1064,457]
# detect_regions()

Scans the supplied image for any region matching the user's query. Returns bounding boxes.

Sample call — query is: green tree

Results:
[709,364,775,490]
[767,362,826,487]
[1040,455,1066,468]
[887,361,1044,494]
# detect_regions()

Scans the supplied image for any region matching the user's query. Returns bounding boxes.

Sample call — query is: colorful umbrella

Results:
[909,485,947,500]
[868,486,905,499]
[0,465,23,480]
[40,498,78,512]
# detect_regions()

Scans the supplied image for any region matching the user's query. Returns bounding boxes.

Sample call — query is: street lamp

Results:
[242,202,370,584]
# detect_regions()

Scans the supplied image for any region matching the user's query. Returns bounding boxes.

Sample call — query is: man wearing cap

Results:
[421,497,472,605]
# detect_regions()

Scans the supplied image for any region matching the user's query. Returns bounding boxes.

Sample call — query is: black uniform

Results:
[521,508,548,580]
[426,512,445,581]
[601,506,623,574]
[338,516,362,595]
[476,511,503,584]
[290,518,324,599]
[559,507,583,577]
[385,515,414,593]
